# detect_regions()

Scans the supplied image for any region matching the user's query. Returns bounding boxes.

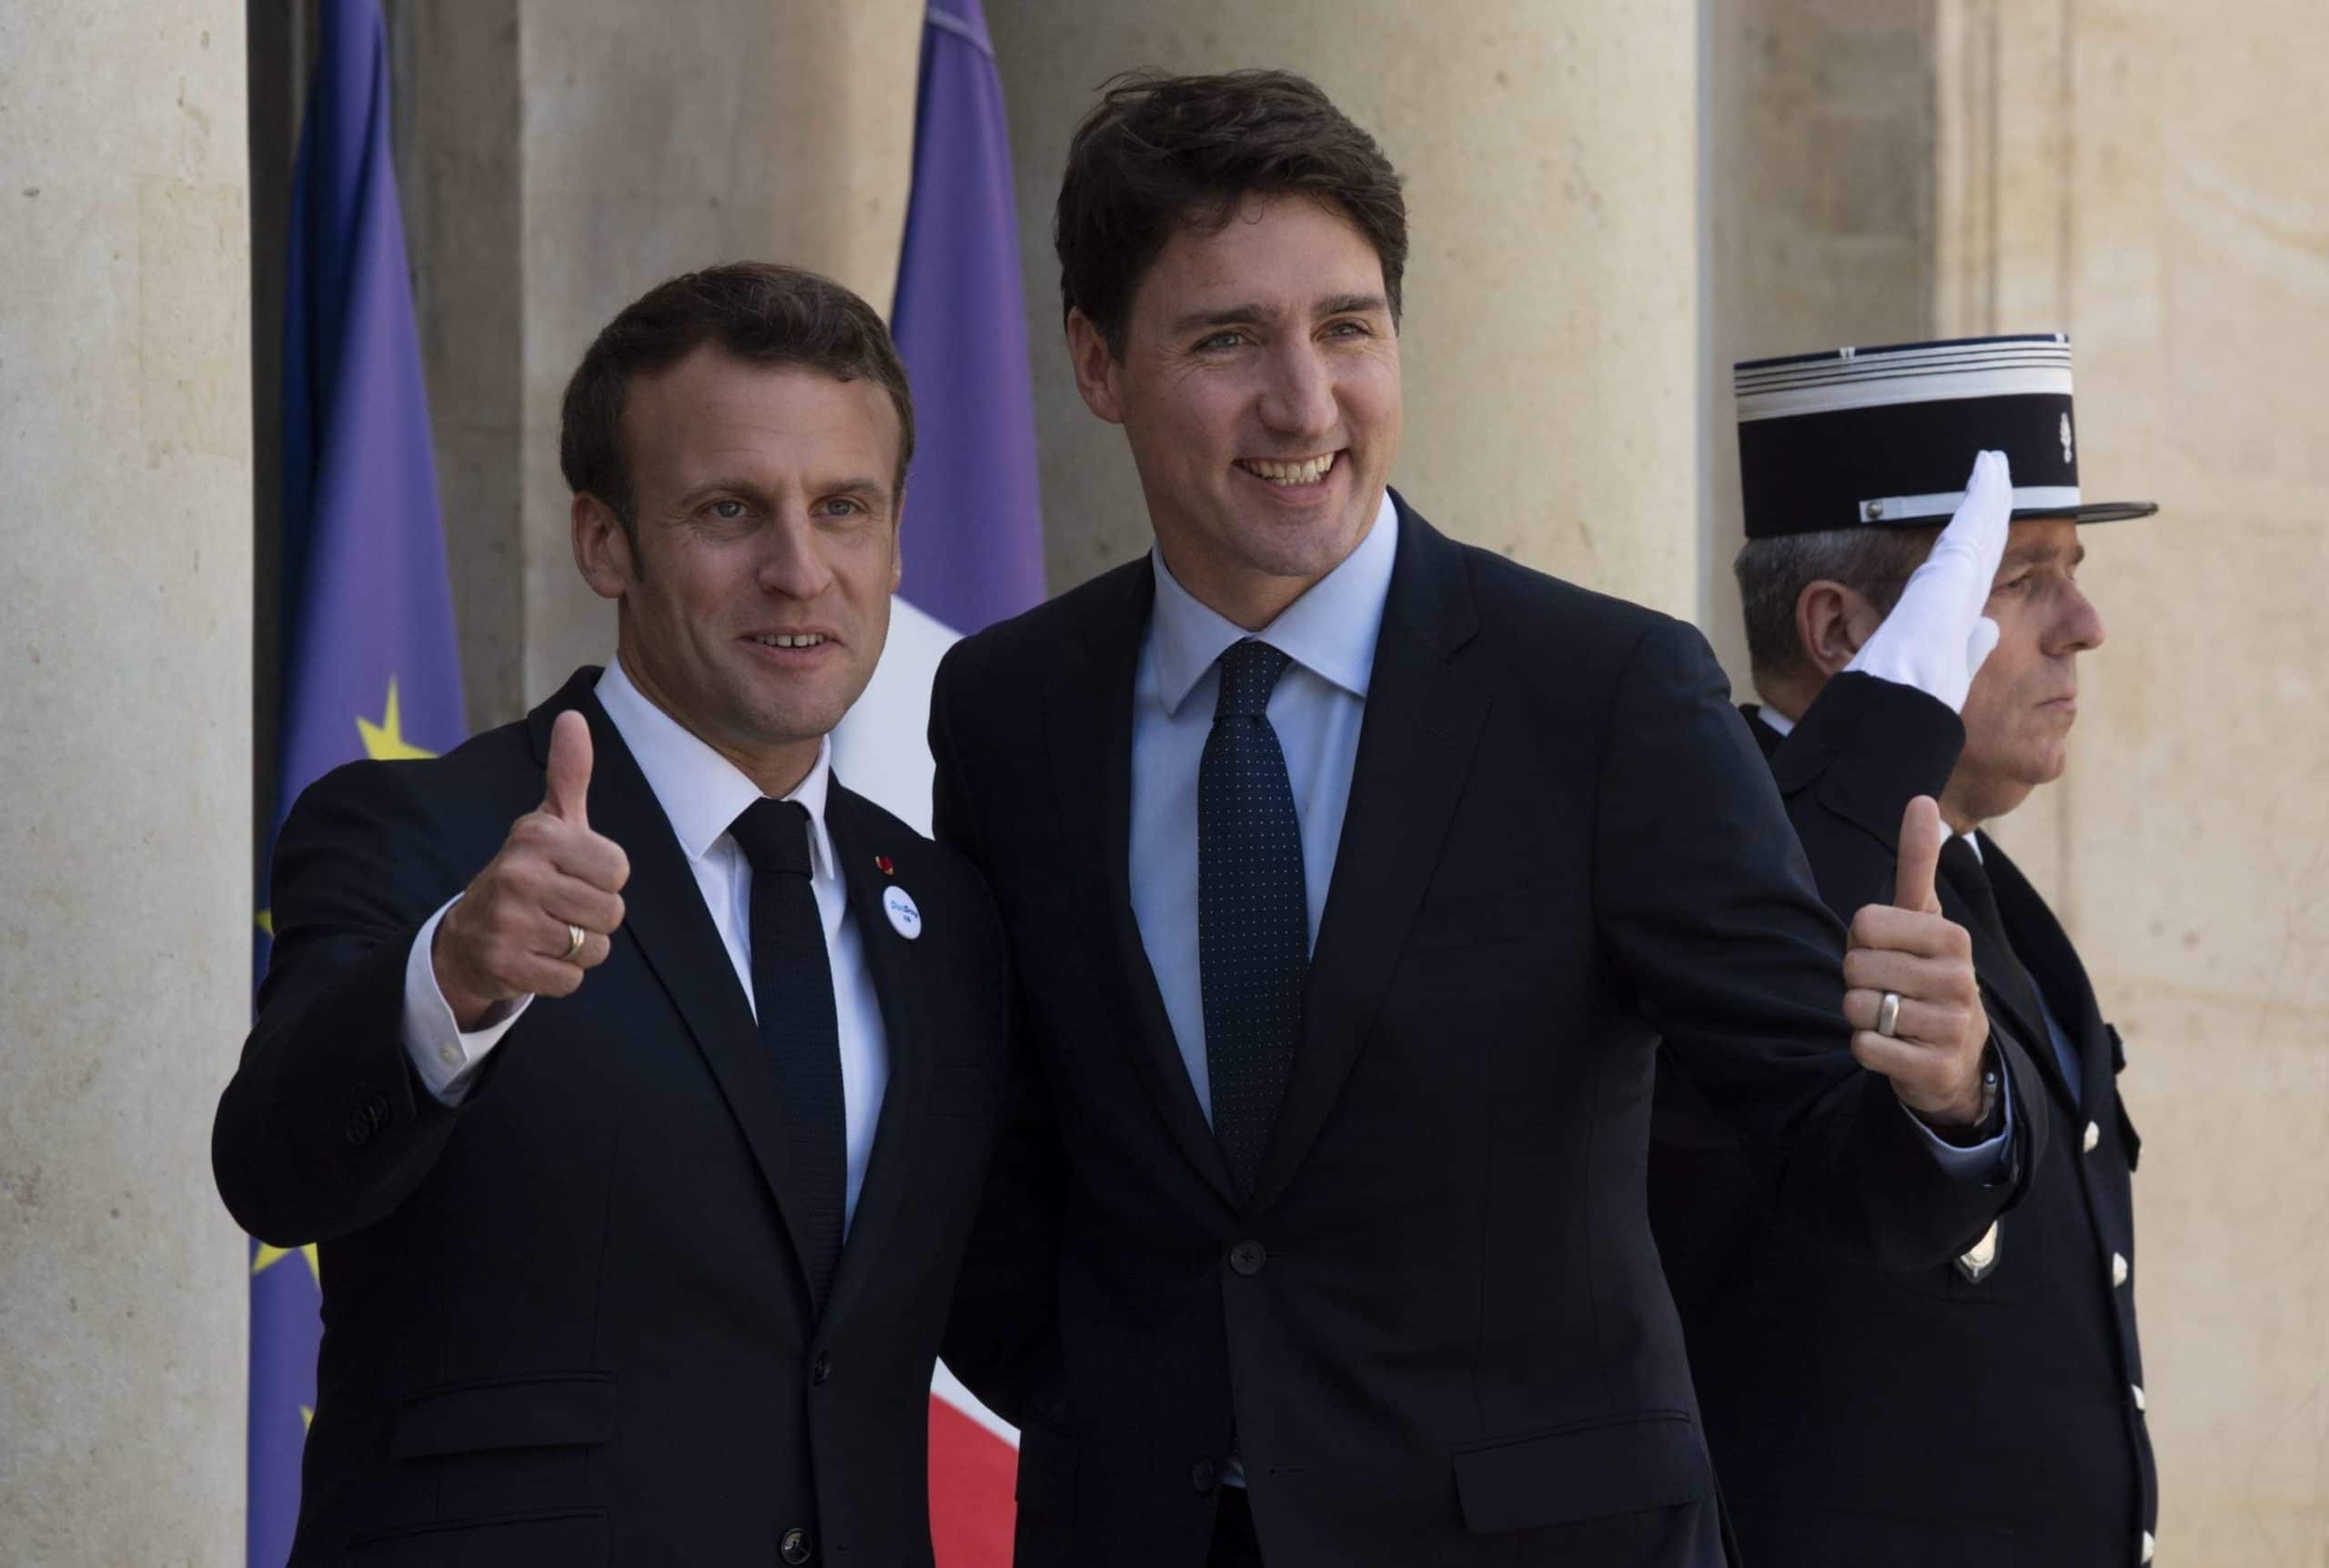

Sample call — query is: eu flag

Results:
[248,2,465,1561]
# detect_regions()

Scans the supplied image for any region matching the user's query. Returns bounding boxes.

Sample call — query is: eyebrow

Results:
[2000,538,2087,569]
[1168,292,1392,336]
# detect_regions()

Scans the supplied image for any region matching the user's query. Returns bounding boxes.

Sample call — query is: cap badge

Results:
[2061,412,2074,465]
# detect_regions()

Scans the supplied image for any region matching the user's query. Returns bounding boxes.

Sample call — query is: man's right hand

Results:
[433,709,630,1030]
[1844,448,2012,711]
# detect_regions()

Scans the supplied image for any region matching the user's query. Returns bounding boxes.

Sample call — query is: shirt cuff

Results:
[1901,1055,2016,1182]
[402,896,533,1106]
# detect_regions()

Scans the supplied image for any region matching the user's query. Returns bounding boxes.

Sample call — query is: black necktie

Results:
[1937,836,2066,1097]
[1199,639,1309,1199]
[729,798,846,1311]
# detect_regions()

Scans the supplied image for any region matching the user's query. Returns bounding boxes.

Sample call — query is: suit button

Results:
[2083,1120,2102,1153]
[342,1113,370,1147]
[1190,1458,1217,1494]
[2111,1251,2130,1288]
[812,1352,832,1386]
[781,1525,813,1563]
[1228,1240,1267,1277]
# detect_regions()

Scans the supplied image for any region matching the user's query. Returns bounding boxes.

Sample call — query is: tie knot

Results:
[1213,638,1291,721]
[730,797,815,878]
[1938,833,1989,888]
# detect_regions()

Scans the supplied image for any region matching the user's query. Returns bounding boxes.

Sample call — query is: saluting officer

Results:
[1650,334,2161,1567]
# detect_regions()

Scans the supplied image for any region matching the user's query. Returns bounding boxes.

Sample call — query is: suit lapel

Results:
[817,787,928,1325]
[1250,499,1490,1212]
[1979,833,2112,1108]
[1046,560,1240,1208]
[529,669,819,1310]
[1933,852,2072,1110]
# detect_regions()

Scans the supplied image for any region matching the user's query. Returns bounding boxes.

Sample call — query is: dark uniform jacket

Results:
[929,498,2041,1568]
[213,668,1009,1567]
[1649,671,2154,1567]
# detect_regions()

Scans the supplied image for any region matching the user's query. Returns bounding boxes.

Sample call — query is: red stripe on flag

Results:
[929,1392,1017,1566]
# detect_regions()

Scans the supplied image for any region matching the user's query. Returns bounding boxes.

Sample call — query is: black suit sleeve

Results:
[212,762,471,1246]
[1595,620,2027,1270]
[930,648,1067,1427]
[1771,671,2052,1177]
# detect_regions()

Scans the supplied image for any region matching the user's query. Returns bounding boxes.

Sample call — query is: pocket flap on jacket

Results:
[1452,1411,1712,1534]
[390,1372,617,1460]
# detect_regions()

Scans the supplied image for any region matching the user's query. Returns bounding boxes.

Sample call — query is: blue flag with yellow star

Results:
[249,3,465,1561]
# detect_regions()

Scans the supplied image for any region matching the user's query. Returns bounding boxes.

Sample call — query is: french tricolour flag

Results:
[827,1,1043,1561]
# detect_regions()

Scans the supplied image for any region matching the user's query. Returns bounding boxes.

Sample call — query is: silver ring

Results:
[1876,990,1902,1039]
[563,923,587,961]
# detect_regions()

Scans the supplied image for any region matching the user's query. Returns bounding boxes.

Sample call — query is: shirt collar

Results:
[593,656,836,881]
[1148,488,1400,718]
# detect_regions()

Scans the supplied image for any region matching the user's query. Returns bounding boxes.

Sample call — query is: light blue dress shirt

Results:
[1130,491,1399,1124]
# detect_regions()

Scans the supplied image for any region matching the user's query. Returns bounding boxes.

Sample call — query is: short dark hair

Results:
[1054,69,1408,357]
[1735,526,1942,688]
[559,261,915,538]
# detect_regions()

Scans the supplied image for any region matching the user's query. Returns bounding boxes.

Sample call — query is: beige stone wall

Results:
[987,2,1704,616]
[403,0,923,729]
[1700,0,1940,684]
[1937,2,2329,1559]
[0,4,252,1563]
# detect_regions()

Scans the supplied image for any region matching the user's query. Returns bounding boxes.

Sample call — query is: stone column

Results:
[986,2,1705,617]
[0,5,253,1564]
[1938,3,2329,1560]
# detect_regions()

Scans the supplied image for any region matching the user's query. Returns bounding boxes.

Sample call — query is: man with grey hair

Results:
[1650,334,2160,1568]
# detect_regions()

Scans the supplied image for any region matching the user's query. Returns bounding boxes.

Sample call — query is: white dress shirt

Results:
[1130,490,1398,1123]
[400,657,892,1228]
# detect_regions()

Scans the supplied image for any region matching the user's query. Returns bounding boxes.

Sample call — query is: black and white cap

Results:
[1733,333,2156,538]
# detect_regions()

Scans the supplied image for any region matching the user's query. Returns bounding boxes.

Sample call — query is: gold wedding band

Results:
[1876,990,1902,1039]
[563,923,586,961]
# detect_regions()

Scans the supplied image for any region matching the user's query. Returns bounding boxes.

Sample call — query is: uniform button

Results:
[2083,1120,2102,1153]
[2111,1251,2130,1288]
[439,1044,464,1070]
[2132,1383,2146,1412]
[343,1113,370,1147]
[781,1525,813,1564]
[2140,1529,2154,1563]
[812,1352,832,1386]
[1190,1458,1217,1493]
[1228,1240,1267,1276]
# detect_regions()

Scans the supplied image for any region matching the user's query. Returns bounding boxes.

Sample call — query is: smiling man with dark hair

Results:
[930,73,2041,1568]
[215,261,1005,1566]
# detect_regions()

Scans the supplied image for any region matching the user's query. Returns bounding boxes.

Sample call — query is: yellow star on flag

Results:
[358,678,440,762]
[254,1241,322,1289]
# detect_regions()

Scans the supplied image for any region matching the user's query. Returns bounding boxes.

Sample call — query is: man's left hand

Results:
[1842,796,1991,1126]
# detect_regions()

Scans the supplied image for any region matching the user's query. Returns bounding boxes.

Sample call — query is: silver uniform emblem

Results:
[2061,412,2074,465]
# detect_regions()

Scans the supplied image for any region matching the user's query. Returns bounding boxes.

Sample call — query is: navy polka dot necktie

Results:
[1199,638,1309,1200]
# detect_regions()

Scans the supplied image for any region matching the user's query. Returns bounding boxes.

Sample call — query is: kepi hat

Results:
[1733,333,2156,538]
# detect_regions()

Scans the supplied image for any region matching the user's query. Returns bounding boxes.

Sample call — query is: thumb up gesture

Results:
[1841,797,1993,1127]
[433,710,631,1030]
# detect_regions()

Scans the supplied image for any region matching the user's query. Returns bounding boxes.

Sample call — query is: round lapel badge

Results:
[882,883,923,940]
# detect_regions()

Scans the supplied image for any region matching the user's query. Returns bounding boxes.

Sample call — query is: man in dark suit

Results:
[1649,337,2158,1566]
[214,263,1006,1566]
[931,73,2040,1568]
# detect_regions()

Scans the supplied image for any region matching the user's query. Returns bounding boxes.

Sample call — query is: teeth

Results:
[1241,452,1336,487]
[755,634,827,648]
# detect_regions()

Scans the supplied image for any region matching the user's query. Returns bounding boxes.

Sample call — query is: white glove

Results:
[1846,450,2011,712]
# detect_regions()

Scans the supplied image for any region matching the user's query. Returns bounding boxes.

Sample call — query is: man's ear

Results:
[889,485,906,595]
[1795,578,1888,678]
[1065,309,1126,425]
[572,493,635,602]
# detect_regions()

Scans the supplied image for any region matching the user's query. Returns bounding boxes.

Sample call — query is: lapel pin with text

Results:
[882,882,922,940]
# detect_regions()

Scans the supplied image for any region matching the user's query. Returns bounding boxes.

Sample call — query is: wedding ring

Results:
[1876,990,1902,1039]
[563,923,587,961]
